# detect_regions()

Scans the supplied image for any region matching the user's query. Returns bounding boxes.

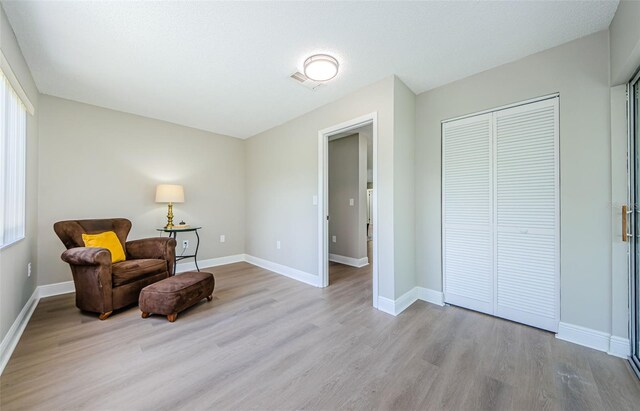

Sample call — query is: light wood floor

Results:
[2,258,640,410]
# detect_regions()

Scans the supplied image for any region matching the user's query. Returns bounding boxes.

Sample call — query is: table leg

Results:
[172,231,177,275]
[194,229,201,272]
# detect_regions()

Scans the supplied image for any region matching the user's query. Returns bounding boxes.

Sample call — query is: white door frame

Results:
[628,69,640,375]
[318,112,379,308]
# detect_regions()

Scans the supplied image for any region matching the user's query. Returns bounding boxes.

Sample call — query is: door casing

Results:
[318,112,379,308]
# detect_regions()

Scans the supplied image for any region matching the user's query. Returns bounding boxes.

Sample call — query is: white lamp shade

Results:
[155,184,184,203]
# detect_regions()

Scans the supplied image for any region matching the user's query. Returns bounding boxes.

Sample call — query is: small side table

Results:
[156,227,202,274]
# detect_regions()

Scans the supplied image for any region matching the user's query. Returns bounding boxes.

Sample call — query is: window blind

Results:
[0,71,27,248]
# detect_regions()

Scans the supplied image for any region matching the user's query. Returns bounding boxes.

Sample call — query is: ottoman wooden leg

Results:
[167,313,177,322]
[98,311,113,321]
[141,311,150,318]
[207,295,213,302]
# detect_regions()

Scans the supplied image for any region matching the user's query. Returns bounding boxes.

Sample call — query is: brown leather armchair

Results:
[54,218,176,320]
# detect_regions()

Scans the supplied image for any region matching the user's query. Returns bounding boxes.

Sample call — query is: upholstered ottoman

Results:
[139,271,214,322]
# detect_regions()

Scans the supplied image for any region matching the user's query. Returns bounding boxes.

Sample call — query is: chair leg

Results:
[141,311,150,318]
[207,295,213,302]
[98,311,113,321]
[167,313,177,322]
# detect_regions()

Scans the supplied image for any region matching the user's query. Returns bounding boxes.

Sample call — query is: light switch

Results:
[332,235,337,243]
[220,235,226,243]
[313,195,318,206]
[349,198,355,206]
[276,240,281,249]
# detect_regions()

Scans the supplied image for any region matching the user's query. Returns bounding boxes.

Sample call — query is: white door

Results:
[442,113,494,315]
[494,98,559,332]
[442,97,559,332]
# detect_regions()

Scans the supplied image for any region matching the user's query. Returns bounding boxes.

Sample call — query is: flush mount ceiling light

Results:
[303,54,339,82]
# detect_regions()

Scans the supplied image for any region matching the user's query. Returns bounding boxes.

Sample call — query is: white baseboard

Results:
[377,286,445,316]
[177,254,321,289]
[557,322,610,352]
[328,254,369,268]
[377,296,396,315]
[608,336,631,358]
[0,288,39,375]
[37,281,75,298]
[176,254,245,273]
[395,287,419,314]
[244,255,320,287]
[556,322,631,358]
[415,287,445,306]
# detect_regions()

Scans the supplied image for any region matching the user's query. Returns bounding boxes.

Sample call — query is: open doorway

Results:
[327,125,372,281]
[318,113,378,308]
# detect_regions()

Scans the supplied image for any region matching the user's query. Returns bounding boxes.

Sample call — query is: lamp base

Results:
[165,203,174,229]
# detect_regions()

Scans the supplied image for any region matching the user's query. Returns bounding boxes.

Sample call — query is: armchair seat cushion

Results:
[112,259,167,287]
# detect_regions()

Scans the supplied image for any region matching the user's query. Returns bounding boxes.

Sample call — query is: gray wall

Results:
[328,134,367,261]
[0,5,39,343]
[610,0,640,85]
[393,77,416,298]
[415,31,613,333]
[37,95,246,285]
[245,76,398,299]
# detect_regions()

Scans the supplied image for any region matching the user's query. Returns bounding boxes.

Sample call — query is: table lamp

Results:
[155,184,184,229]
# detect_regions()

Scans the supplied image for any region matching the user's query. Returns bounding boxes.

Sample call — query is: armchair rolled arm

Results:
[61,247,112,266]
[60,247,113,314]
[126,237,177,274]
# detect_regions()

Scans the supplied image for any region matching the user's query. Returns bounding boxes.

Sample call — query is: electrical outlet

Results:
[276,240,281,249]
[183,240,189,249]
[220,234,226,243]
[27,262,31,277]
[332,235,337,243]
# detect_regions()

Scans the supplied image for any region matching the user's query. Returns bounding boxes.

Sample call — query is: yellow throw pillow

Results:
[82,231,126,263]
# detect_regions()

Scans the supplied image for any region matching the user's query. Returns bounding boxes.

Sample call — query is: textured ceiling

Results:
[2,0,619,138]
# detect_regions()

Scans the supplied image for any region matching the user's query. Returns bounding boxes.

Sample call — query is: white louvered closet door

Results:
[442,113,494,315]
[443,97,559,332]
[494,98,559,332]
